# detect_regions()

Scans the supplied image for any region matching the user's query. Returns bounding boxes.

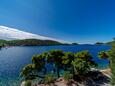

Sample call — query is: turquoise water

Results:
[0,45,111,86]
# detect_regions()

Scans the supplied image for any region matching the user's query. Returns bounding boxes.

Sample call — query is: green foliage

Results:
[95,42,104,45]
[106,39,115,85]
[109,45,115,85]
[44,73,56,84]
[75,50,92,61]
[0,42,6,48]
[72,58,90,75]
[75,50,97,66]
[32,54,45,71]
[21,50,98,83]
[48,50,64,64]
[113,38,115,41]
[98,40,115,85]
[62,52,74,70]
[107,39,115,46]
[63,71,73,81]
[72,43,78,45]
[62,52,74,65]
[98,51,109,59]
[20,64,36,80]
[24,80,32,86]
[105,40,115,85]
[0,44,2,48]
[0,39,62,46]
[47,50,64,78]
[71,51,97,75]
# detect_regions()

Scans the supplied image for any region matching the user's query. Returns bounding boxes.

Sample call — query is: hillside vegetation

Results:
[0,39,62,47]
[105,39,115,85]
[107,40,115,46]
[109,41,115,85]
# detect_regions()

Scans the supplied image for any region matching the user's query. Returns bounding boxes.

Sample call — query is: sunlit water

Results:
[0,45,111,86]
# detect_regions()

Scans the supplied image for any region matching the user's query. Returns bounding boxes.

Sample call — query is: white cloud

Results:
[0,26,64,42]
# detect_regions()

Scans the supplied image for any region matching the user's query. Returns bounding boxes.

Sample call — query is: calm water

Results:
[0,45,111,86]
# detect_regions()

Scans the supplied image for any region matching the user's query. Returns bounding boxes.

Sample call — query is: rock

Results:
[20,81,26,86]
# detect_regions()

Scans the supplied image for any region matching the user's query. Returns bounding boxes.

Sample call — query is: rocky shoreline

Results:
[21,68,111,86]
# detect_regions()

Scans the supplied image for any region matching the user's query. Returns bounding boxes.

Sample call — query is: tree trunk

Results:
[57,67,60,78]
[44,67,47,74]
[72,66,75,78]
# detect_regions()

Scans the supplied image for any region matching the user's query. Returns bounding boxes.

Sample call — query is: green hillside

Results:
[107,40,115,46]
[0,39,62,47]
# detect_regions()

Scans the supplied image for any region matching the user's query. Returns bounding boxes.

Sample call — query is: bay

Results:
[0,45,111,86]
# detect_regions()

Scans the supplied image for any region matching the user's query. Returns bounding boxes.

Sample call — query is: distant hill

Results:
[71,43,79,45]
[107,40,115,46]
[0,26,66,47]
[95,42,105,45]
[0,39,62,47]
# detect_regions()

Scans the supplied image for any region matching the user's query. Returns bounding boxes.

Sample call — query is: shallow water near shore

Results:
[0,45,111,86]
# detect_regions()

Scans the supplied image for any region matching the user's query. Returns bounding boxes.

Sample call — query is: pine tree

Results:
[109,44,115,85]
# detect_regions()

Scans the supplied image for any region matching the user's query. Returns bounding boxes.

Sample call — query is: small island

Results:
[71,43,79,45]
[95,42,105,45]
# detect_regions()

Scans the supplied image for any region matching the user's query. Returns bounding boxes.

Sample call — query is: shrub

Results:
[44,73,56,84]
[20,50,98,84]
[20,64,36,80]
[72,58,90,75]
[98,51,109,59]
[63,71,73,81]
[109,45,115,85]
[24,80,32,86]
[72,51,97,75]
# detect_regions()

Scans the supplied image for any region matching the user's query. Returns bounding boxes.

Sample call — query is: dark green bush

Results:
[24,80,32,86]
[20,50,98,84]
[44,73,56,84]
[63,71,73,81]
[109,45,115,85]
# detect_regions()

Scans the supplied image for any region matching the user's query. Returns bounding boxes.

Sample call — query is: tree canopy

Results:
[20,50,98,81]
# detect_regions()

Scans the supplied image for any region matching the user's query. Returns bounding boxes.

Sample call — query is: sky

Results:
[0,0,115,43]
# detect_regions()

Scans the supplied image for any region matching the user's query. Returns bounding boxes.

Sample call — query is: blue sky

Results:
[0,0,115,43]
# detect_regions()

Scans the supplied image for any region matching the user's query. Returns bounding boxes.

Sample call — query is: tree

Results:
[75,50,97,66]
[47,50,64,78]
[72,58,90,75]
[21,54,47,81]
[32,54,46,74]
[20,50,98,84]
[43,73,56,84]
[98,51,109,59]
[98,44,115,85]
[62,52,75,70]
[72,43,78,45]
[113,38,115,41]
[63,71,73,81]
[24,80,32,86]
[0,43,5,48]
[20,64,36,80]
[72,51,97,75]
[109,44,115,85]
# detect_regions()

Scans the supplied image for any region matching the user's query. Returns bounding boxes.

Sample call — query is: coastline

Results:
[100,68,111,78]
[21,68,111,86]
[0,45,111,86]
